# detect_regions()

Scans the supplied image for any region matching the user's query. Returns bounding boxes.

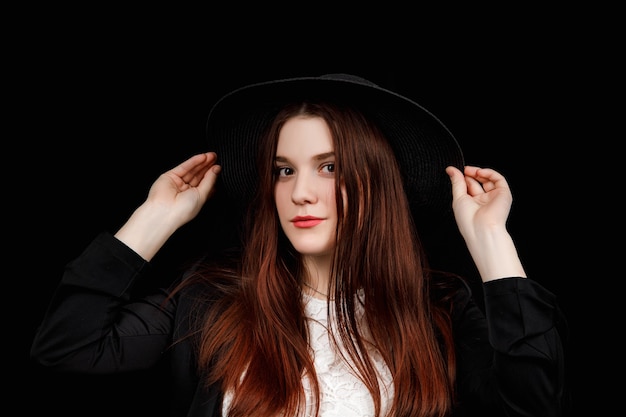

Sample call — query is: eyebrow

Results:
[275,151,335,164]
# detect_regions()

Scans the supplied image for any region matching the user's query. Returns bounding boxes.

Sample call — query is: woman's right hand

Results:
[146,152,221,225]
[115,152,221,260]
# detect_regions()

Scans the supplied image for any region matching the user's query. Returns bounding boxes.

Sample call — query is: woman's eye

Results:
[276,167,294,177]
[321,163,335,174]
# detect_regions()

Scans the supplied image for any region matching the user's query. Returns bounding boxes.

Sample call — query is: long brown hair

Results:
[176,102,457,417]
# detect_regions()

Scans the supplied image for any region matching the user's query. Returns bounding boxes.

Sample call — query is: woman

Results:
[31,74,567,416]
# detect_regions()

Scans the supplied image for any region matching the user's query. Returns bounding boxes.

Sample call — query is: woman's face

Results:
[274,116,338,258]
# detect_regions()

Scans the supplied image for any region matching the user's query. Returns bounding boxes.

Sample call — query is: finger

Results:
[463,165,481,177]
[456,166,484,195]
[177,153,218,186]
[446,166,468,199]
[171,152,211,174]
[463,166,503,193]
[474,167,509,193]
[195,164,221,201]
[465,176,486,195]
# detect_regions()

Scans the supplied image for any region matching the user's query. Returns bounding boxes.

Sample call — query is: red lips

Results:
[291,216,323,228]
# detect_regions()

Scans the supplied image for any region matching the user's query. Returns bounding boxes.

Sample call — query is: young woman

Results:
[31,74,567,416]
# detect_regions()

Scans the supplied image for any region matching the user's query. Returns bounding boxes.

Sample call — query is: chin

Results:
[291,243,334,257]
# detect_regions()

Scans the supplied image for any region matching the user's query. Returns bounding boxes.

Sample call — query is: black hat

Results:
[206,73,464,223]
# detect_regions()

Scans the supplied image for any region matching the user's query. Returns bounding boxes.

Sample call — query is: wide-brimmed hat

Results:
[206,73,464,226]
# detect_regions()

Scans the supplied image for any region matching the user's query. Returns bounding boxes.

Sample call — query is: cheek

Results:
[323,183,338,209]
[274,184,288,215]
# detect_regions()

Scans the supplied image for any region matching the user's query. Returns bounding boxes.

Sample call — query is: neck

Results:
[301,256,332,299]
[303,281,328,298]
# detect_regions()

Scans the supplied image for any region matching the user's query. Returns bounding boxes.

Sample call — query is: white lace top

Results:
[222,293,395,416]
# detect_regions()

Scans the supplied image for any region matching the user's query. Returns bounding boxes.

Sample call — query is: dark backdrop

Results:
[15,12,609,417]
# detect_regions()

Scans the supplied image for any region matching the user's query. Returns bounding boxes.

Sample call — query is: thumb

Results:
[196,165,221,203]
[445,166,467,200]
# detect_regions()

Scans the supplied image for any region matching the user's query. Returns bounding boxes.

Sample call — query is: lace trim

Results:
[299,294,393,417]
[222,293,394,417]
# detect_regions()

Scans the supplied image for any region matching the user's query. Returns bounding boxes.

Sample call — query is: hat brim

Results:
[206,74,464,226]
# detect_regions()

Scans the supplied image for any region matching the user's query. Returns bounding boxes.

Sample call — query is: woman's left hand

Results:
[446,165,513,239]
[446,165,525,281]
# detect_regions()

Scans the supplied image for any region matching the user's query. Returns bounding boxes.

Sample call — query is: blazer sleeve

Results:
[30,232,177,373]
[453,277,568,417]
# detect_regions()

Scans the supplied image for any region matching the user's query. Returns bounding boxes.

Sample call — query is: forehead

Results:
[276,117,333,157]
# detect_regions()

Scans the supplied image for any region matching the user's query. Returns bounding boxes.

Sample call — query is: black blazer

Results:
[31,232,567,416]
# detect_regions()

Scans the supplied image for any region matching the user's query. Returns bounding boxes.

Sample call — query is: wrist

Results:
[465,228,527,282]
[114,204,179,261]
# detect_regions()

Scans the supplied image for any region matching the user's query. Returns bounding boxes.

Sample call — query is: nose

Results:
[291,172,317,205]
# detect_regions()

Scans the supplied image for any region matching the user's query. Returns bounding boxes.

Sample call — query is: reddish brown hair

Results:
[177,102,457,417]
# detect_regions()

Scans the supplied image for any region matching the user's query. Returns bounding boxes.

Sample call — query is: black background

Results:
[14,7,615,416]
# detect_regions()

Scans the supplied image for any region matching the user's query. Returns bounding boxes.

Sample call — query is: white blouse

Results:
[222,293,394,416]
[300,293,394,417]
